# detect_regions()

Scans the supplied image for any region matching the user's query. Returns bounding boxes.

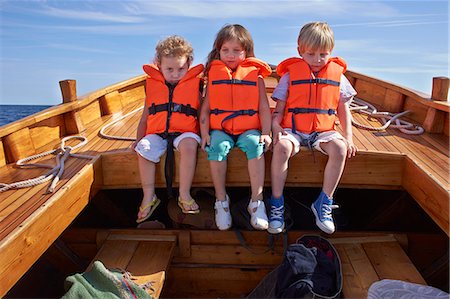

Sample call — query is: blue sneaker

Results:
[268,195,285,234]
[311,191,339,234]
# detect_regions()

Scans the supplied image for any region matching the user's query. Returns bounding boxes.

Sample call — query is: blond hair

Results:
[154,35,194,65]
[297,22,334,54]
[205,24,255,72]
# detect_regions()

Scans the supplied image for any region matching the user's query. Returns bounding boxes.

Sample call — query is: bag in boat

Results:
[247,235,342,299]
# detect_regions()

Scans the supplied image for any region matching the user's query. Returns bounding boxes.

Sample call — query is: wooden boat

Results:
[0,67,448,298]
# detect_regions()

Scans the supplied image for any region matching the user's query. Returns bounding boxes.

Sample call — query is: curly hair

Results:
[154,35,194,64]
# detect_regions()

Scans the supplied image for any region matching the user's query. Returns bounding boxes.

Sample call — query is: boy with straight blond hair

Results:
[269,22,358,234]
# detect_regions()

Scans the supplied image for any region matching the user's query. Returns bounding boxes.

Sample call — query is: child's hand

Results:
[201,134,210,151]
[260,134,272,152]
[272,123,287,145]
[346,139,357,158]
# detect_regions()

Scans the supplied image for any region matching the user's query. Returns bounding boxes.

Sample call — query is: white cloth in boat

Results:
[272,73,356,103]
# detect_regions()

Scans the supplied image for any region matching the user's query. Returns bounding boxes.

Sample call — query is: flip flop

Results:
[136,195,161,223]
[178,196,200,214]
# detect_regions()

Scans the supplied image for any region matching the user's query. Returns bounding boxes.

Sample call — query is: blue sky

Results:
[0,0,448,105]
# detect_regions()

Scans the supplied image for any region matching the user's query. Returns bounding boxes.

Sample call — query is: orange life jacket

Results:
[143,64,204,136]
[208,57,271,135]
[277,57,346,134]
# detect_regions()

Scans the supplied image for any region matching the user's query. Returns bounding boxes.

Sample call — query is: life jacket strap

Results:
[211,108,258,133]
[291,78,340,86]
[211,79,257,86]
[159,132,181,199]
[148,103,197,117]
[288,108,336,115]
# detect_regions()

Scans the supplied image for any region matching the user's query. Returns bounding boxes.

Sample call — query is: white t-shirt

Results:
[272,72,356,103]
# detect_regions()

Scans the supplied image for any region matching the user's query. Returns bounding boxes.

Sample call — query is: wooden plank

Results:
[423,107,446,133]
[3,127,36,162]
[0,162,95,297]
[383,89,405,113]
[164,267,271,298]
[92,232,176,299]
[100,91,123,115]
[101,149,405,189]
[91,239,138,269]
[79,100,102,126]
[127,240,176,298]
[172,244,282,265]
[0,140,5,167]
[119,82,145,108]
[404,95,428,125]
[363,241,426,284]
[355,79,386,108]
[402,158,449,236]
[29,115,65,150]
[335,243,379,299]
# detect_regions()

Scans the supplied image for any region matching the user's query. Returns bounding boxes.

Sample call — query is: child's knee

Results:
[178,138,198,154]
[328,140,347,159]
[273,140,293,158]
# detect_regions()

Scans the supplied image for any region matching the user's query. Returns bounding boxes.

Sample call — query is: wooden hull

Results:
[0,69,449,297]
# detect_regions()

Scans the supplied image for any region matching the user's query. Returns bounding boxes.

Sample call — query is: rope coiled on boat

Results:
[350,98,424,134]
[99,106,143,141]
[0,136,95,193]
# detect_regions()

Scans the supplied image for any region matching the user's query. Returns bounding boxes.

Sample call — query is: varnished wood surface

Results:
[63,229,426,299]
[90,231,176,298]
[0,71,448,296]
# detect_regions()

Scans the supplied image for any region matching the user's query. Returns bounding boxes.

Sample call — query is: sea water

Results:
[0,105,51,126]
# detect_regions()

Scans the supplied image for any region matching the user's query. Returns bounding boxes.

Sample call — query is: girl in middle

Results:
[200,24,272,231]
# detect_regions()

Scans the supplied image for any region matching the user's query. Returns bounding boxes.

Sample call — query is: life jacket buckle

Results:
[172,104,181,113]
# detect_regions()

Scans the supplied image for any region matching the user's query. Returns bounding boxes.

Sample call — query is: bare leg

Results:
[271,139,294,198]
[210,160,227,200]
[319,139,347,196]
[137,155,156,219]
[177,137,199,211]
[248,155,265,201]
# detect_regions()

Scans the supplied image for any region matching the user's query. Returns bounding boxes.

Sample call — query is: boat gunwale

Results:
[0,74,147,138]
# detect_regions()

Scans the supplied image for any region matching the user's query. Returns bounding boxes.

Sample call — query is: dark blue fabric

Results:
[275,237,341,298]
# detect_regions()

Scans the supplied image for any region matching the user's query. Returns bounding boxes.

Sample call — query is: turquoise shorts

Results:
[206,129,264,161]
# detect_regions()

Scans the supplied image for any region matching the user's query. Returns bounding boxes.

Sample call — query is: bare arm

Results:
[337,100,357,158]
[258,77,272,150]
[271,100,287,145]
[199,87,211,150]
[133,100,148,148]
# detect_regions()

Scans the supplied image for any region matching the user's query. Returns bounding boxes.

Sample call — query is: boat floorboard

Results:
[0,100,448,297]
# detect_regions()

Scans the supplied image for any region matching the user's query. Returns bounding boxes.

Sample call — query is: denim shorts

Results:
[206,129,264,161]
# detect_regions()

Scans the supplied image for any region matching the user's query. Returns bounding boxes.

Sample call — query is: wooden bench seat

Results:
[332,235,426,298]
[91,231,177,298]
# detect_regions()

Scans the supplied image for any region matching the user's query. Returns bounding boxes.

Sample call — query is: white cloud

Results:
[37,4,146,23]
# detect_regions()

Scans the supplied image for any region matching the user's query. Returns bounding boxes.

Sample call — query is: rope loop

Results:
[350,98,424,135]
[99,106,143,141]
[0,136,95,193]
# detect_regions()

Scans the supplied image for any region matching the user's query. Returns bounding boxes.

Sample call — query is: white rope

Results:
[0,136,95,193]
[350,98,424,135]
[99,106,143,141]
